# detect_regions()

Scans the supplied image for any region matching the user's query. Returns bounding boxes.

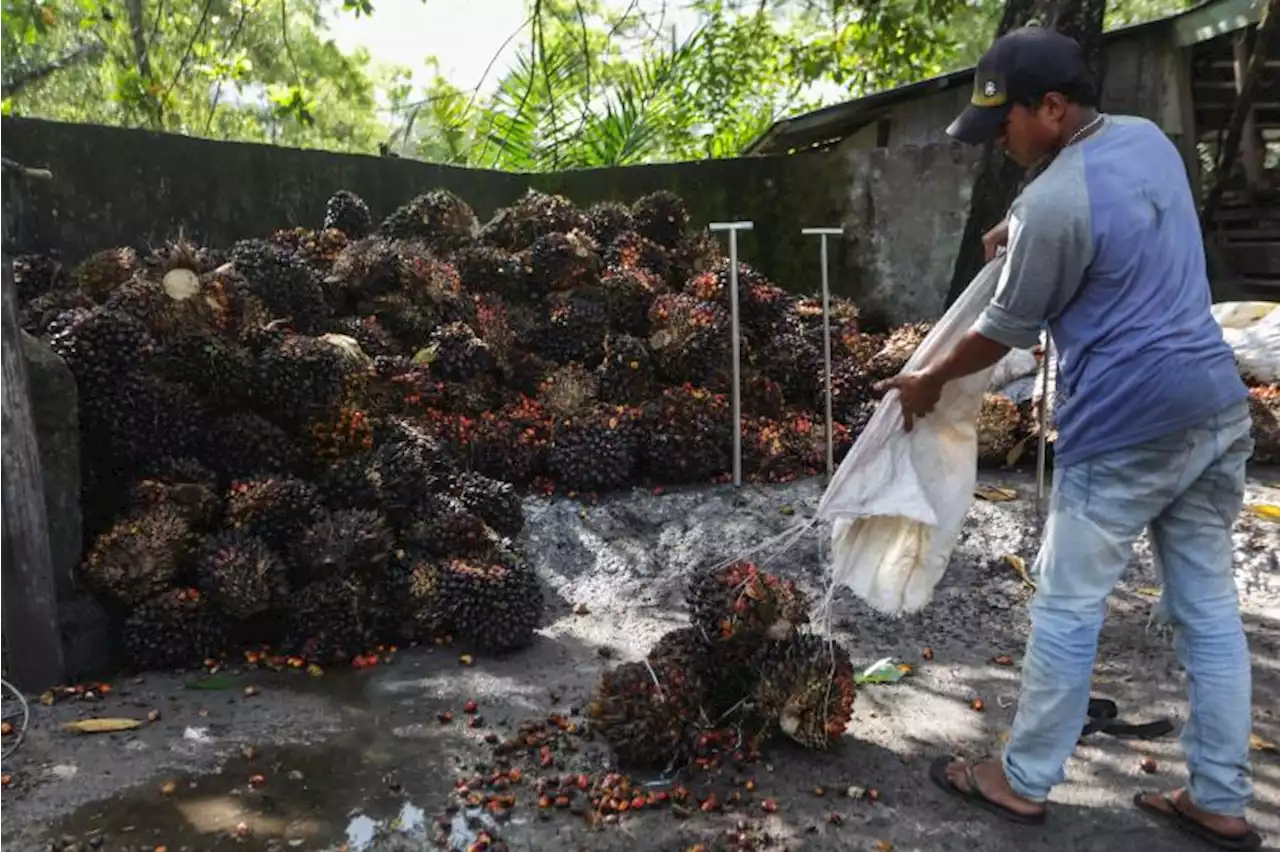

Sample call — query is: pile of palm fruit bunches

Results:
[590,560,856,770]
[13,186,1275,674]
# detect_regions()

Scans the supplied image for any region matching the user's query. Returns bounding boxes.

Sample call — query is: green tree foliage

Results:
[2,0,1196,168]
[2,0,390,151]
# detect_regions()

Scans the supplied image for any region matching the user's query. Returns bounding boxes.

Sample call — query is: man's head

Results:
[947,25,1099,167]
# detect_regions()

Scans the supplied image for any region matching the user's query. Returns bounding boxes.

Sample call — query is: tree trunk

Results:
[944,0,1110,305]
[1202,0,1278,227]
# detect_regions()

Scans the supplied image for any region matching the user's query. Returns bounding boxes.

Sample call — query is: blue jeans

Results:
[1002,401,1255,816]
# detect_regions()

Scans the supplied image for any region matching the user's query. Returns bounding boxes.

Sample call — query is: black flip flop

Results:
[1133,792,1262,851]
[928,755,1047,825]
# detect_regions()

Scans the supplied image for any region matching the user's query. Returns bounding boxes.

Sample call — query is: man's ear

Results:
[1041,91,1069,120]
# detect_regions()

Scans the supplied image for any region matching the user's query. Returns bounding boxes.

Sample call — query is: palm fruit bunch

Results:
[225,475,324,552]
[588,657,707,768]
[1248,385,1279,464]
[684,258,791,335]
[29,184,1132,671]
[643,385,733,484]
[685,560,813,714]
[194,531,289,621]
[596,334,655,405]
[46,306,156,390]
[427,321,494,381]
[866,321,933,380]
[437,545,543,652]
[752,633,856,751]
[456,399,552,485]
[450,245,527,301]
[759,326,824,407]
[12,252,67,302]
[647,294,731,386]
[479,189,587,251]
[828,356,874,424]
[378,190,479,251]
[547,405,646,493]
[324,190,374,239]
[599,268,662,336]
[976,393,1028,468]
[401,559,446,642]
[631,190,690,250]
[80,504,194,608]
[201,412,305,484]
[290,508,393,583]
[685,561,811,645]
[530,229,601,293]
[585,201,635,246]
[72,246,140,301]
[604,230,672,287]
[539,292,609,366]
[126,457,223,529]
[446,471,524,539]
[254,333,352,426]
[230,238,331,333]
[285,574,377,664]
[122,587,226,671]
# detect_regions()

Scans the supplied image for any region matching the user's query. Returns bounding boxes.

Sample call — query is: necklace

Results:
[1065,113,1105,147]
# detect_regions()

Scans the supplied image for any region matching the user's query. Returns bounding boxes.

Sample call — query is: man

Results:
[876,24,1261,851]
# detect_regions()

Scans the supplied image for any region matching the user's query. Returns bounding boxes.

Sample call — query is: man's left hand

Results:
[874,370,944,432]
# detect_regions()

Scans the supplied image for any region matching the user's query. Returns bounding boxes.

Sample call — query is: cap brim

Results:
[946,104,1009,145]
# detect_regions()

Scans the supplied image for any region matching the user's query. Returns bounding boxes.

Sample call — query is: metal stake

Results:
[802,227,844,480]
[709,221,754,487]
[1035,330,1053,519]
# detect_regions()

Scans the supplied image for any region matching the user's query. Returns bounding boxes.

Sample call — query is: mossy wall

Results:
[1,117,977,324]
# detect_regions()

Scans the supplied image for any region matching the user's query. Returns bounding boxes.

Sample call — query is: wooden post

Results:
[2,165,67,691]
[1202,1,1278,226]
[1231,31,1264,194]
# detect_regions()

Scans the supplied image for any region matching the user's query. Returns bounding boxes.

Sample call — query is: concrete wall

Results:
[842,24,1186,151]
[2,117,980,325]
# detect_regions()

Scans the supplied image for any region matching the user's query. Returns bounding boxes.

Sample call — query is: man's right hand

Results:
[983,218,1010,261]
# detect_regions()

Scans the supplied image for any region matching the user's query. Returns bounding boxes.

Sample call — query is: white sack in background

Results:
[1211,301,1279,386]
[817,257,1010,616]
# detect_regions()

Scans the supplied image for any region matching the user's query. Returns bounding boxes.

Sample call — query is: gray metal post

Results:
[709,222,754,487]
[802,227,844,480]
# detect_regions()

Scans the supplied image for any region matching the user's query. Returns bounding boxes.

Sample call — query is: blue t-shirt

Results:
[972,115,1247,467]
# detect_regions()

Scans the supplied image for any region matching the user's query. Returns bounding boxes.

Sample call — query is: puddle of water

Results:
[46,735,459,851]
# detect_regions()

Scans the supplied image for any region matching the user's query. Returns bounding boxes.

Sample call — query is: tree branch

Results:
[1,41,105,98]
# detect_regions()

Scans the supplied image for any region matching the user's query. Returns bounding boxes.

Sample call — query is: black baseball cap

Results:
[946,24,1091,145]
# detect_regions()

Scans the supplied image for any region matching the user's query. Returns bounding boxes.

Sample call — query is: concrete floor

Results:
[2,470,1277,852]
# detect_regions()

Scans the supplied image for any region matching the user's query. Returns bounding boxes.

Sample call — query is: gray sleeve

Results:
[972,159,1094,350]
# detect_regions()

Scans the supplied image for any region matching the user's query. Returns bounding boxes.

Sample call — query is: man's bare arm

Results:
[924,330,1010,384]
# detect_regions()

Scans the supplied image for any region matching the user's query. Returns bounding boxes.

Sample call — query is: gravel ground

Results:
[2,469,1277,852]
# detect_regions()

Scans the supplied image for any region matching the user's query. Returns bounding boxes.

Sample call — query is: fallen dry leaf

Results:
[1004,554,1036,590]
[975,484,1018,502]
[1136,586,1162,597]
[1250,732,1277,754]
[159,780,177,795]
[64,718,142,734]
[874,841,894,852]
[1248,504,1280,523]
